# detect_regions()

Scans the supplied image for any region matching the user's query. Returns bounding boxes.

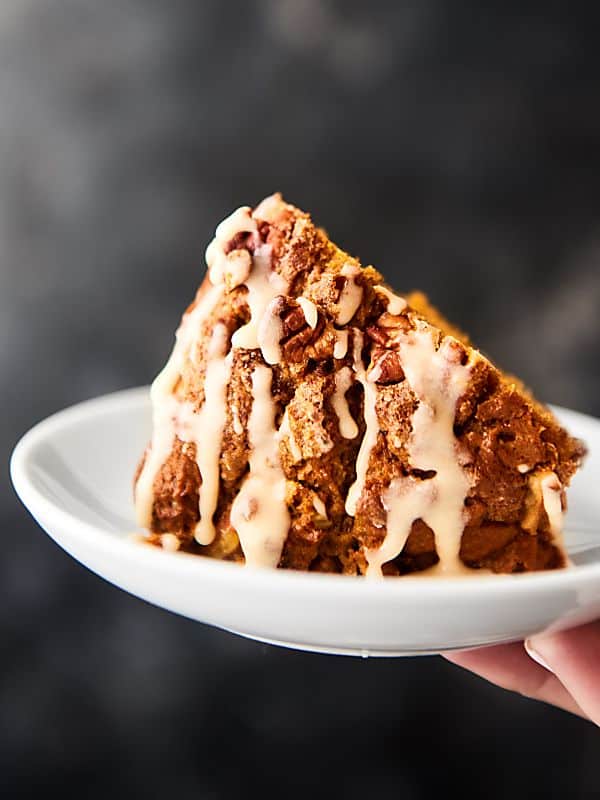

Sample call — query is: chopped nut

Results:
[278,299,326,362]
[366,325,389,347]
[378,312,411,331]
[367,313,411,350]
[281,304,306,337]
[369,349,405,384]
[443,337,469,366]
[224,230,255,254]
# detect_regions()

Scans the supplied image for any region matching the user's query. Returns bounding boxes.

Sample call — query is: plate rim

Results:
[10,385,600,600]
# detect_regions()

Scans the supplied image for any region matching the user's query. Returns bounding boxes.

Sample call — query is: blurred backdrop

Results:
[3,2,600,797]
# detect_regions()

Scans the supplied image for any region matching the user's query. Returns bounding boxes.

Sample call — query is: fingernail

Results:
[525,639,554,673]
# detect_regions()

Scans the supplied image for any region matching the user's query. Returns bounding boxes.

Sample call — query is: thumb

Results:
[526,621,600,726]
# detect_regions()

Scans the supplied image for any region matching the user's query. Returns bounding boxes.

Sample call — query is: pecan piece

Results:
[283,323,321,362]
[281,303,307,337]
[224,231,253,254]
[442,337,469,366]
[367,313,411,349]
[279,299,327,362]
[370,349,405,385]
[366,324,389,347]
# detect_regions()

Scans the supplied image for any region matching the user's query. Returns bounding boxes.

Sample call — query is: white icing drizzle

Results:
[231,402,244,435]
[160,533,181,552]
[257,297,284,365]
[277,408,303,462]
[231,243,288,351]
[135,282,225,528]
[138,200,289,548]
[175,323,232,546]
[365,324,474,577]
[206,244,252,289]
[367,355,385,383]
[366,477,435,578]
[224,249,253,289]
[331,366,359,440]
[298,296,318,329]
[333,329,348,359]
[230,365,291,567]
[312,495,327,518]
[206,206,257,286]
[204,238,221,279]
[207,320,229,358]
[539,471,564,542]
[345,331,380,515]
[253,193,285,220]
[375,285,407,315]
[206,204,288,362]
[215,205,257,246]
[335,264,363,325]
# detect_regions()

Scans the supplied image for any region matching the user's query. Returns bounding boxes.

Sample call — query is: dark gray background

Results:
[3,2,599,797]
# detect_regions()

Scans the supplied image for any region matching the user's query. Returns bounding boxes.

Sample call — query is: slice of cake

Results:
[134,194,586,576]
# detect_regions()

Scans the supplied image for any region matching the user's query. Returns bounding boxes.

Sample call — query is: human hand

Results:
[443,621,600,724]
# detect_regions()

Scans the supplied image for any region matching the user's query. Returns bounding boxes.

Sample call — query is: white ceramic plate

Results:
[10,387,600,656]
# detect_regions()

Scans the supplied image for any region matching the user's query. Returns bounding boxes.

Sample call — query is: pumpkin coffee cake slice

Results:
[134,194,586,576]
